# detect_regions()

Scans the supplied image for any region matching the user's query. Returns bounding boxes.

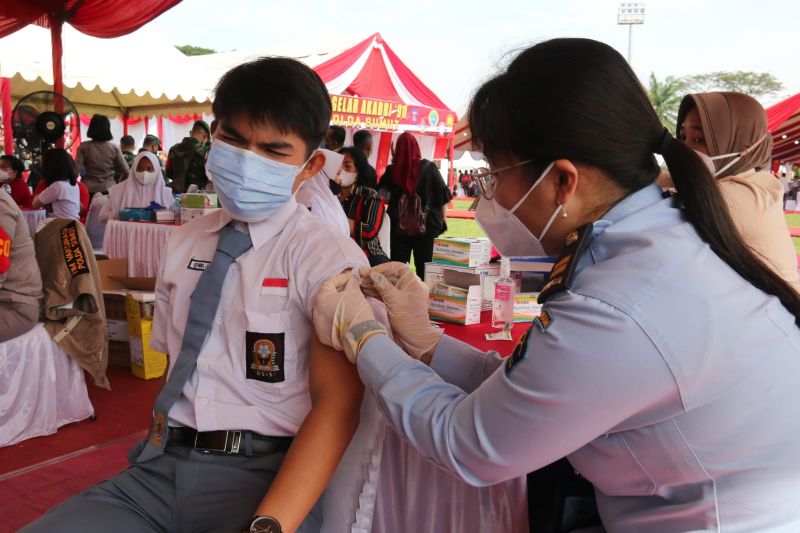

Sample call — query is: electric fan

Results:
[12,91,80,155]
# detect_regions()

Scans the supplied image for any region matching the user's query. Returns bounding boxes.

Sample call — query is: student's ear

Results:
[292,150,325,193]
[299,150,325,180]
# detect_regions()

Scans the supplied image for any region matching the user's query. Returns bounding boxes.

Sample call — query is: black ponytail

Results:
[470,38,800,326]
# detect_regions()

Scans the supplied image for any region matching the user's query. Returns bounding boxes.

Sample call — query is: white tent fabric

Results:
[0,25,211,117]
[453,151,486,169]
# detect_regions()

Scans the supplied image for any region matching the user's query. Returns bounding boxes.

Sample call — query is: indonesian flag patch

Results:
[261,278,289,296]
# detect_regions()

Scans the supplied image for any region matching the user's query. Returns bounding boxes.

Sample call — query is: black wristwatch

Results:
[249,515,281,533]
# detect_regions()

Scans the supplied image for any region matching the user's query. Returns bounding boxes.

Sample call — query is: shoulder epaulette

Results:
[538,223,593,304]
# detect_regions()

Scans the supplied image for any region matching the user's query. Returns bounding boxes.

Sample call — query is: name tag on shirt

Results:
[187,258,211,271]
[261,278,289,296]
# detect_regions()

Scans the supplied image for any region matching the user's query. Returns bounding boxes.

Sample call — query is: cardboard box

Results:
[103,292,129,342]
[124,293,166,380]
[513,292,542,323]
[432,238,491,267]
[428,282,482,325]
[108,340,132,368]
[181,207,219,224]
[97,258,157,291]
[426,262,503,311]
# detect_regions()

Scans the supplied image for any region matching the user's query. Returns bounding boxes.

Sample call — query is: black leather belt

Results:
[166,427,293,456]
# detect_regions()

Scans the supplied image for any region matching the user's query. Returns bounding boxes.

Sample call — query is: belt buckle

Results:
[228,431,242,454]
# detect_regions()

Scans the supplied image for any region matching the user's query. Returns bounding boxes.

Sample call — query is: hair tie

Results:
[654,128,674,155]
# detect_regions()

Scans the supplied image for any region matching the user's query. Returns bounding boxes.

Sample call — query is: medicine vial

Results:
[492,257,515,329]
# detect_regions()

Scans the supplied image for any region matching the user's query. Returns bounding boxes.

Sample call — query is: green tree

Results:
[647,73,688,132]
[176,44,216,56]
[683,71,784,99]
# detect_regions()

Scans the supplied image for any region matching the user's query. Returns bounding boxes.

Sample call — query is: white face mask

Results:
[0,169,9,182]
[475,161,561,257]
[693,149,716,175]
[134,169,157,185]
[339,171,357,187]
[698,132,770,178]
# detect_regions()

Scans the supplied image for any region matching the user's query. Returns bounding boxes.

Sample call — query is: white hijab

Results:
[295,149,349,236]
[107,152,174,217]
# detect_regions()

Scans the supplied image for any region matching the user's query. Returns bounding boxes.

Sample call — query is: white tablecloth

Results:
[21,209,46,237]
[0,324,94,447]
[104,220,179,278]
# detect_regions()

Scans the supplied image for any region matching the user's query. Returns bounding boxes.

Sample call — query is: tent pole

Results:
[448,133,455,191]
[49,15,64,98]
[1,78,12,155]
[123,112,129,136]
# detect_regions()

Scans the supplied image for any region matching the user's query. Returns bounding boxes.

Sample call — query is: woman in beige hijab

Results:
[676,92,800,292]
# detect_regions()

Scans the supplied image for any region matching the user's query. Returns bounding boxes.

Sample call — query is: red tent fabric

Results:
[0,0,180,154]
[767,93,800,164]
[313,33,456,180]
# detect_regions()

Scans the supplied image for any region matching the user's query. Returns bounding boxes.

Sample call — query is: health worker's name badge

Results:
[261,278,289,296]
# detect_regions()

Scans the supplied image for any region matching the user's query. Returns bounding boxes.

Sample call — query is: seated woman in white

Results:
[32,148,81,221]
[100,152,174,222]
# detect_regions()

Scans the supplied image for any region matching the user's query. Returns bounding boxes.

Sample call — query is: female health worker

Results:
[312,38,800,532]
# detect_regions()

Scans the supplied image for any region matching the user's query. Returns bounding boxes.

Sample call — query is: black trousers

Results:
[390,232,436,281]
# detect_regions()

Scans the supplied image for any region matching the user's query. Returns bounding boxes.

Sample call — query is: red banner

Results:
[330,94,456,135]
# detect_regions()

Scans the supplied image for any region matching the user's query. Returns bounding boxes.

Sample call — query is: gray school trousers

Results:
[21,440,322,533]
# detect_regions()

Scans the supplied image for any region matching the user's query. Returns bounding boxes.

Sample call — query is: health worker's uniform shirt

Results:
[357,183,800,532]
[151,197,367,436]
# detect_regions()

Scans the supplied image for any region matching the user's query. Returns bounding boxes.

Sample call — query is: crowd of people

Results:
[2,35,800,533]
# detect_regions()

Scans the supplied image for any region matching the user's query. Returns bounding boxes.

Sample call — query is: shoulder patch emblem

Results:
[506,325,534,375]
[534,309,553,333]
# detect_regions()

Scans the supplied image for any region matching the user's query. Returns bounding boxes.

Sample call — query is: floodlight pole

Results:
[627,24,633,63]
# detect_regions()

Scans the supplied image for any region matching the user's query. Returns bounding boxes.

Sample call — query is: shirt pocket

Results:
[237,308,302,398]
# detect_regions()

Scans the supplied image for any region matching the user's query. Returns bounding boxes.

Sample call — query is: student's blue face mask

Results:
[206,139,310,222]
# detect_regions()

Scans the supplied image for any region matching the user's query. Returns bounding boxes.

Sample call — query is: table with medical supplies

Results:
[21,208,46,237]
[103,220,180,278]
[438,311,529,354]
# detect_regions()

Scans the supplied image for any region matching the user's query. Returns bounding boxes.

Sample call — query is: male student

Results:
[24,58,368,533]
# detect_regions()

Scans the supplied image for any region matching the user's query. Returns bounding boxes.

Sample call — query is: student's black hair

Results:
[0,154,25,176]
[212,57,331,158]
[470,37,800,326]
[42,148,77,186]
[329,126,346,148]
[339,146,373,188]
[87,114,113,142]
[120,135,135,149]
[353,129,372,150]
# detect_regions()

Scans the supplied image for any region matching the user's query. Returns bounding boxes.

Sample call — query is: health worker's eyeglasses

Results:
[473,160,532,200]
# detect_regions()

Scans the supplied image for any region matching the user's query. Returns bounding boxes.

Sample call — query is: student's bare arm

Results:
[251,332,363,532]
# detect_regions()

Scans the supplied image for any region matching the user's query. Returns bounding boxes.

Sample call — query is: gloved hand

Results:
[313,271,386,363]
[359,262,442,360]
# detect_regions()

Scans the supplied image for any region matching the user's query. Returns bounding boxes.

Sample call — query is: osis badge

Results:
[245,332,285,383]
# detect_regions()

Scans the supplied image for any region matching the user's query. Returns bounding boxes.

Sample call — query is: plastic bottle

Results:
[492,257,515,329]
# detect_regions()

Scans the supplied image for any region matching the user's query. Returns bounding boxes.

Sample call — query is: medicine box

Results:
[432,238,491,267]
[180,193,218,208]
[513,292,542,323]
[181,207,219,224]
[428,282,482,326]
[124,293,167,380]
[154,209,176,223]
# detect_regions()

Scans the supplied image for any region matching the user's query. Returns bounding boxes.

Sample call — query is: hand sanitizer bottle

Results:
[492,257,515,329]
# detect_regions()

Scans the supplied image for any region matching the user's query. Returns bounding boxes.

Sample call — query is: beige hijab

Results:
[676,92,773,179]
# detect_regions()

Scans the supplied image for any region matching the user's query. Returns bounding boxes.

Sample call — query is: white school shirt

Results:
[37,181,80,220]
[151,197,367,436]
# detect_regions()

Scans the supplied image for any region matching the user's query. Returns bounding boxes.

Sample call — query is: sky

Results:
[147,0,800,115]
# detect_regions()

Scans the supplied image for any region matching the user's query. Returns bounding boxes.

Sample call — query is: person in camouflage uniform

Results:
[120,135,137,167]
[165,120,211,193]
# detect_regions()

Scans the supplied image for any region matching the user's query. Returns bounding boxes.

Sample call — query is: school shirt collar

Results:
[206,196,298,251]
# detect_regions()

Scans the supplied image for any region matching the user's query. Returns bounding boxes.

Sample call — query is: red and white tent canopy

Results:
[192,32,457,178]
[767,93,800,164]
